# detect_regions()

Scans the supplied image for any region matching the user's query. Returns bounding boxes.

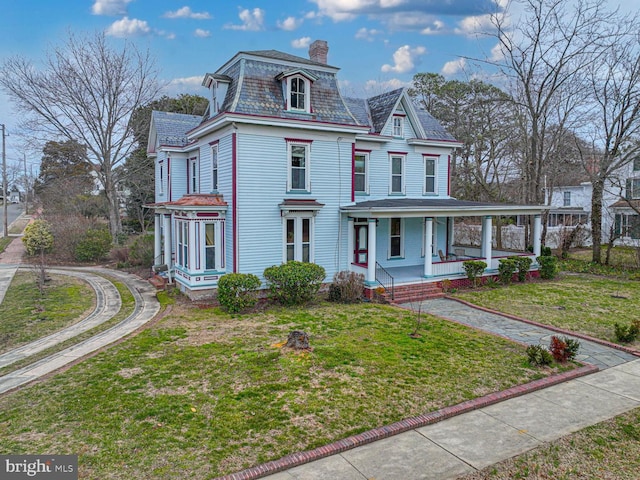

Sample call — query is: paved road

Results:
[0,203,23,236]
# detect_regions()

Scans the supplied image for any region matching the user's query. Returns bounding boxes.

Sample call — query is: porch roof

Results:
[148,194,228,212]
[340,198,546,218]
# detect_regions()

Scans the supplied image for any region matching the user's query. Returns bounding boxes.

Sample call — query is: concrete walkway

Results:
[0,221,161,396]
[259,298,640,480]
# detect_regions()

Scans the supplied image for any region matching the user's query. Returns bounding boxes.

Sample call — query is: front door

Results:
[354,224,368,265]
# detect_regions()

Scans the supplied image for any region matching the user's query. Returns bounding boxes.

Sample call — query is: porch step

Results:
[383,282,445,304]
[148,274,167,290]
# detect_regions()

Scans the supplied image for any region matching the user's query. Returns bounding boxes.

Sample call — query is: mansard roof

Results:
[151,111,202,147]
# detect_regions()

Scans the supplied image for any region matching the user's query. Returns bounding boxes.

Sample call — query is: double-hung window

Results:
[389,217,403,258]
[392,116,404,137]
[189,157,198,193]
[354,152,368,194]
[211,144,218,191]
[390,155,405,194]
[284,214,313,262]
[158,161,164,194]
[176,220,189,268]
[287,140,311,191]
[563,191,571,207]
[424,156,437,194]
[203,222,224,271]
[290,77,307,111]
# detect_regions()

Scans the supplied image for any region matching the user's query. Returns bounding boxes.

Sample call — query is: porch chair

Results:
[438,249,448,262]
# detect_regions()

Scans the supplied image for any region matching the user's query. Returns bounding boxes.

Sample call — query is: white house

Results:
[149,41,545,300]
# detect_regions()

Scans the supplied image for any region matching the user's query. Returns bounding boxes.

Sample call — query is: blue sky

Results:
[0,0,636,169]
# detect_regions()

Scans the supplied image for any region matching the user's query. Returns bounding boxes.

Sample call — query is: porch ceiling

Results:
[340,198,546,218]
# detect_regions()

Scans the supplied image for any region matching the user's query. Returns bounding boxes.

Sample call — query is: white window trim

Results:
[389,154,406,195]
[202,220,225,272]
[176,220,189,269]
[392,116,404,137]
[189,157,198,194]
[287,75,310,113]
[211,144,219,192]
[282,212,315,263]
[424,156,437,195]
[354,152,369,194]
[287,141,311,192]
[389,217,404,259]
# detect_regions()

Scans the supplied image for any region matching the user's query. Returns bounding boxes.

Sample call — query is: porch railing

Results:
[375,262,395,300]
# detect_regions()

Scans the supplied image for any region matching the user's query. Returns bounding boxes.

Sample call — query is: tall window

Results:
[189,157,198,193]
[390,155,404,194]
[354,152,368,194]
[424,157,436,194]
[290,77,307,111]
[177,221,189,268]
[288,142,310,191]
[392,116,404,137]
[633,157,640,171]
[285,215,312,262]
[211,144,218,191]
[563,191,571,207]
[205,223,216,270]
[390,218,403,258]
[158,162,164,194]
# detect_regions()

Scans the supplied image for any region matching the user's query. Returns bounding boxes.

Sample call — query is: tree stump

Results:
[285,330,310,350]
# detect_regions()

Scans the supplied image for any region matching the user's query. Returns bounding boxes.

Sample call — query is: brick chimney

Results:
[309,40,328,64]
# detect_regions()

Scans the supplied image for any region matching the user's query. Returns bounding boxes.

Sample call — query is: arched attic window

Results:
[277,69,318,114]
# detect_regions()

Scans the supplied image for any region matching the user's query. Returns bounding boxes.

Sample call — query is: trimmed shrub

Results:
[22,219,54,256]
[541,246,552,257]
[549,335,580,363]
[614,320,640,343]
[526,344,554,366]
[537,255,558,279]
[328,271,364,303]
[263,261,326,306]
[462,260,487,287]
[498,258,517,285]
[511,256,533,282]
[75,227,112,262]
[217,273,261,314]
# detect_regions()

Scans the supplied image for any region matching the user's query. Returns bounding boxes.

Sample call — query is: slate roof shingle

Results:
[152,111,202,147]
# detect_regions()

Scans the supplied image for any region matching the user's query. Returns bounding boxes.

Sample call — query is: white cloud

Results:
[194,29,211,38]
[164,76,205,95]
[441,57,466,76]
[105,17,151,37]
[163,6,211,20]
[421,19,445,35]
[355,27,382,41]
[381,45,426,74]
[277,16,302,31]
[224,8,265,31]
[455,14,495,37]
[92,0,132,16]
[292,37,312,49]
[364,78,411,95]
[489,42,503,62]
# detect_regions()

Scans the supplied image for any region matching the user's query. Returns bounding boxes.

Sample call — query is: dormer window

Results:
[290,77,306,110]
[393,116,404,137]
[278,69,317,114]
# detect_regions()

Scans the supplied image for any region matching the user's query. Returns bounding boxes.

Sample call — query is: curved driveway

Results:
[0,266,160,395]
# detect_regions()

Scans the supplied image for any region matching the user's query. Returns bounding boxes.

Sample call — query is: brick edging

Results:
[447,296,640,357]
[214,364,598,480]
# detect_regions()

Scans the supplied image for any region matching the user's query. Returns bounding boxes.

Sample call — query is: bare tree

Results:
[491,0,615,244]
[0,31,161,238]
[577,23,640,263]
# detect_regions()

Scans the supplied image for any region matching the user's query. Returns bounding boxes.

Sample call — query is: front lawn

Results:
[0,301,563,478]
[453,273,640,347]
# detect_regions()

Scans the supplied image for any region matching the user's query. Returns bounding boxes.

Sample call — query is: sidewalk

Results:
[0,223,27,304]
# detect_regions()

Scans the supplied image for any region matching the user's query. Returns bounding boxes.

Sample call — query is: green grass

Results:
[0,271,94,354]
[0,301,561,478]
[460,407,640,479]
[0,237,11,254]
[453,274,640,347]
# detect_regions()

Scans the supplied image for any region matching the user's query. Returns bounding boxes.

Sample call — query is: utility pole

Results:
[1,123,6,238]
[23,153,29,215]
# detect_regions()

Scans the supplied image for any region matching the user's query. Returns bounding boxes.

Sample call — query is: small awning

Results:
[279,198,325,215]
[340,198,546,218]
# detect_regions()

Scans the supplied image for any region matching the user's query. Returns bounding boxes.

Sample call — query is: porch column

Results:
[533,214,542,257]
[188,220,197,271]
[424,217,433,277]
[347,217,354,270]
[366,218,377,283]
[483,216,492,267]
[447,216,455,252]
[163,214,172,270]
[154,214,162,265]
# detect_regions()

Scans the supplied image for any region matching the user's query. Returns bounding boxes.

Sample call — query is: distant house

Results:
[148,40,545,300]
[610,157,640,245]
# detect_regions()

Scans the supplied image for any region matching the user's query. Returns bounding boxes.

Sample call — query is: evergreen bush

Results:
[217,273,261,313]
[263,261,326,306]
[74,227,112,262]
